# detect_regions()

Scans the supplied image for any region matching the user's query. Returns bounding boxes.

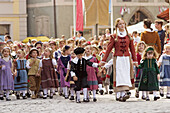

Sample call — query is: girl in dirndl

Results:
[84,45,99,102]
[40,48,59,99]
[14,49,28,99]
[57,45,71,99]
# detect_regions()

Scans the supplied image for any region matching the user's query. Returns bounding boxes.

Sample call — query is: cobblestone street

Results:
[0,90,170,113]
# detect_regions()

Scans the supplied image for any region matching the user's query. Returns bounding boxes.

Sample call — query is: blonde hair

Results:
[136,41,147,53]
[17,49,26,55]
[114,18,133,41]
[45,48,53,59]
[142,46,158,60]
[1,47,11,59]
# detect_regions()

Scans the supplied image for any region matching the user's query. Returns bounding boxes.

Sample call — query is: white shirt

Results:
[133,36,141,44]
[103,59,113,69]
[158,54,170,63]
[39,57,57,68]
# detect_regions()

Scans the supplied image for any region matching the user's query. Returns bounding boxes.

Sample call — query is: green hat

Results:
[146,47,154,52]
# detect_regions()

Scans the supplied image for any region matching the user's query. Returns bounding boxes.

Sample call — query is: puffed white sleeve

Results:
[39,60,42,68]
[104,59,113,69]
[158,54,164,63]
[52,59,57,66]
[26,60,31,69]
[67,62,70,70]
[70,71,76,77]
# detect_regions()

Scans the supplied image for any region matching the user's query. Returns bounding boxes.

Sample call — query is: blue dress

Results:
[14,59,28,91]
[160,55,170,86]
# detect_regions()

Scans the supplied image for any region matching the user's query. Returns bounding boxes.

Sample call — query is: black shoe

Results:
[23,96,27,99]
[142,96,146,100]
[80,92,83,95]
[83,99,89,102]
[146,98,150,101]
[116,98,120,101]
[0,97,4,100]
[26,93,31,98]
[69,96,74,100]
[166,96,170,99]
[119,96,126,102]
[6,98,11,101]
[99,90,104,95]
[154,97,157,101]
[65,96,69,99]
[43,96,47,99]
[76,99,81,103]
[96,90,99,94]
[160,93,164,97]
[93,98,97,102]
[16,95,20,99]
[105,92,108,94]
[109,91,113,94]
[50,96,53,99]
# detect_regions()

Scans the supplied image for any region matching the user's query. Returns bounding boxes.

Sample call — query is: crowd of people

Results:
[0,18,170,103]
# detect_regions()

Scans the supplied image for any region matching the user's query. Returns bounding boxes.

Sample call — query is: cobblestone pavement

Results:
[0,90,170,113]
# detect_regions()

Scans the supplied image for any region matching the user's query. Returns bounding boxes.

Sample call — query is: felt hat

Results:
[74,47,85,55]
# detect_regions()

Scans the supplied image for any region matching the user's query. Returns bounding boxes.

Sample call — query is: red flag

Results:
[76,0,83,31]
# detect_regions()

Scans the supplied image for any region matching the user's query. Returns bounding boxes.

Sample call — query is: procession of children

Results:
[0,18,170,103]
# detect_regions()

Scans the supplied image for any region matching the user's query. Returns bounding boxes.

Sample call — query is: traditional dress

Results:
[85,55,98,90]
[102,30,137,92]
[138,59,159,91]
[159,54,170,86]
[14,59,28,91]
[135,53,143,88]
[0,57,14,90]
[57,55,70,87]
[40,58,58,89]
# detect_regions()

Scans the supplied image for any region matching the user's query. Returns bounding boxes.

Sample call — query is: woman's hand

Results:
[134,62,138,67]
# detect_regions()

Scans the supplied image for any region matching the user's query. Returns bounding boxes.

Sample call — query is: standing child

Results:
[70,47,99,103]
[158,44,170,99]
[85,45,99,102]
[135,41,147,99]
[26,48,41,99]
[14,49,28,99]
[0,47,14,101]
[138,46,160,101]
[65,51,76,100]
[57,45,71,99]
[40,48,58,99]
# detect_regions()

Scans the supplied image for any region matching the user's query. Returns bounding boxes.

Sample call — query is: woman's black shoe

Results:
[23,96,27,99]
[76,99,81,103]
[16,95,20,99]
[0,97,4,100]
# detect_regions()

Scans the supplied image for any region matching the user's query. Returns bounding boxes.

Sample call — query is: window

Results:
[35,16,50,37]
[0,24,10,41]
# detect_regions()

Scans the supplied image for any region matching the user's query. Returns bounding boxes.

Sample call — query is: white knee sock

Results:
[50,88,55,96]
[22,90,26,96]
[64,87,68,97]
[93,90,96,99]
[83,88,87,99]
[43,89,48,97]
[116,92,121,98]
[98,84,102,91]
[70,88,74,96]
[121,91,126,97]
[32,91,35,95]
[105,85,108,92]
[146,91,149,99]
[76,91,80,100]
[6,90,10,99]
[17,91,20,95]
[142,91,146,97]
[153,91,157,97]
[167,87,170,94]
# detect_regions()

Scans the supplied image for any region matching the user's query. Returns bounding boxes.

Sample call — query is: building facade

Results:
[27,0,169,39]
[0,0,27,41]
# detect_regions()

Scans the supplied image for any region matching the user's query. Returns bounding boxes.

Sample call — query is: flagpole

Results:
[73,0,76,37]
[111,0,113,34]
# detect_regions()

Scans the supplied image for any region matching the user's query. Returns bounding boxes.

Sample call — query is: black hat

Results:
[64,45,70,50]
[35,41,43,47]
[74,47,85,55]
